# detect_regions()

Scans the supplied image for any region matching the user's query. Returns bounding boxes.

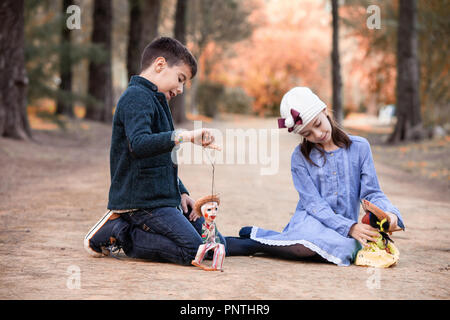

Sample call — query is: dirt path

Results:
[0,117,449,299]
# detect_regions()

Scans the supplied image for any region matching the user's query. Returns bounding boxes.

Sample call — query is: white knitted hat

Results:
[278,87,327,134]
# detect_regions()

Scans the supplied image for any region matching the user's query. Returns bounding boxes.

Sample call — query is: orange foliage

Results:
[209,0,332,116]
[339,4,397,114]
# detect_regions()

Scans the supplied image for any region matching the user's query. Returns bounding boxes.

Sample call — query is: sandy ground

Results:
[0,116,449,300]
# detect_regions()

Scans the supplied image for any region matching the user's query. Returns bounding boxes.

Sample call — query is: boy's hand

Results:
[181,193,199,221]
[189,209,201,222]
[183,129,221,151]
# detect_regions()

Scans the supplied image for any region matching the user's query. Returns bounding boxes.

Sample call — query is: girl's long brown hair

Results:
[300,115,352,166]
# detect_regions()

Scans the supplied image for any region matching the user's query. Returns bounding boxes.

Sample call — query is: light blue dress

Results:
[250,135,405,266]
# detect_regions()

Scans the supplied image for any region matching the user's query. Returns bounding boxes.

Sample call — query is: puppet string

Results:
[202,147,215,197]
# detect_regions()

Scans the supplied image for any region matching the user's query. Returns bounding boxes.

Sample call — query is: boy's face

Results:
[146,57,192,102]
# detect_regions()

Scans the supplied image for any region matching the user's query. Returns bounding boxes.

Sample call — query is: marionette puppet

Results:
[191,194,225,271]
[355,199,404,268]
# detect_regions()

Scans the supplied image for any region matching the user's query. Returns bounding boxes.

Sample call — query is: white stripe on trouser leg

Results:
[195,244,207,262]
[212,244,225,270]
[218,244,225,269]
[197,243,215,263]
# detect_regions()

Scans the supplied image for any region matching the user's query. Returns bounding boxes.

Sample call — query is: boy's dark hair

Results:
[300,115,352,166]
[140,37,197,78]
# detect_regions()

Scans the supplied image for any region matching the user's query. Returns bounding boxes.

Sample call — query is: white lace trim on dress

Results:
[250,227,348,266]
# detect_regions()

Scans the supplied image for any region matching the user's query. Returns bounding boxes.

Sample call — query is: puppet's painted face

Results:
[201,201,219,224]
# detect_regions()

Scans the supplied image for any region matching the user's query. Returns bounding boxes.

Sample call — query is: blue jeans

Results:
[121,206,225,265]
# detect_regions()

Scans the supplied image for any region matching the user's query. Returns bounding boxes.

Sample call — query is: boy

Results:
[84,37,222,265]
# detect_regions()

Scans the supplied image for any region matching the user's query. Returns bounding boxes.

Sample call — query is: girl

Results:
[225,87,405,266]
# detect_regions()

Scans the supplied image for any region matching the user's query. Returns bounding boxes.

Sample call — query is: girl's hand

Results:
[349,223,380,248]
[386,212,399,234]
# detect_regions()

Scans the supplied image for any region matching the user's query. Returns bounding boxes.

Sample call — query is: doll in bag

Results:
[191,194,225,271]
[355,199,404,268]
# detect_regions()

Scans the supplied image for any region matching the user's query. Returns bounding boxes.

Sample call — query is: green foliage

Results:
[197,81,225,117]
[220,87,253,115]
[24,0,107,107]
[197,82,254,117]
[187,0,255,78]
[188,0,254,52]
[417,0,450,126]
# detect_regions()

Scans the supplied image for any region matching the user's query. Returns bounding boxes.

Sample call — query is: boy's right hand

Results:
[183,129,221,151]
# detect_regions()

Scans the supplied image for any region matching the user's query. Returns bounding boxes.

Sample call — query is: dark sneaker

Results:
[84,211,129,257]
[239,226,252,238]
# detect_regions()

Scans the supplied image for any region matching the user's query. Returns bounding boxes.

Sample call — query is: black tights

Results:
[225,236,319,260]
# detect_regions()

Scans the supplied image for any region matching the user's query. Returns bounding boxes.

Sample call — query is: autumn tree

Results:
[187,0,254,115]
[388,0,422,142]
[0,0,32,139]
[214,0,332,116]
[85,0,113,123]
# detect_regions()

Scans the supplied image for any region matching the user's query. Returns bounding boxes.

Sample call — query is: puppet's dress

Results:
[249,136,405,266]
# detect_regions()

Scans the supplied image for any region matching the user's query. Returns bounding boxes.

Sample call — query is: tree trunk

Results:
[388,0,422,143]
[140,0,161,52]
[56,0,74,117]
[331,0,343,125]
[127,0,142,80]
[169,0,188,124]
[85,0,113,123]
[0,0,32,139]
[126,0,160,79]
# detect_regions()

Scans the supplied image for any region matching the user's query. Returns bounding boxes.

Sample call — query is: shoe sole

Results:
[84,210,114,257]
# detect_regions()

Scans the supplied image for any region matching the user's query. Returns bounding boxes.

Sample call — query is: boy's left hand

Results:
[181,193,199,221]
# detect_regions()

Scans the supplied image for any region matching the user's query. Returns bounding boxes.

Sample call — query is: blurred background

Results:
[0,0,447,132]
[0,0,449,185]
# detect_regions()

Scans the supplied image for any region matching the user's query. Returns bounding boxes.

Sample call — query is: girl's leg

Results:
[225,236,317,259]
[225,237,261,256]
[262,243,317,259]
